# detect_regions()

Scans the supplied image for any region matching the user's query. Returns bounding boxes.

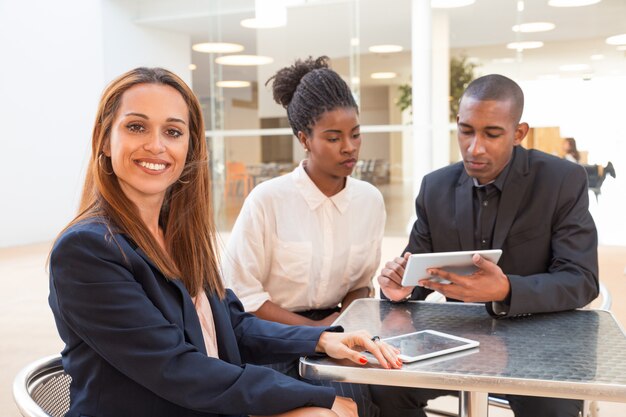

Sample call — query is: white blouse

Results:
[223,161,386,313]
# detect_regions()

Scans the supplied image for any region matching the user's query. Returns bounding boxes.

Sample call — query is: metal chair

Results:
[13,354,71,417]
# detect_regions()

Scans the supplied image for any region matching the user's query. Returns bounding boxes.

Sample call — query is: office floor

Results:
[2,182,625,416]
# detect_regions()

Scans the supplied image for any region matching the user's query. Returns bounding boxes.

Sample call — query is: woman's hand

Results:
[315,330,402,369]
[331,396,358,417]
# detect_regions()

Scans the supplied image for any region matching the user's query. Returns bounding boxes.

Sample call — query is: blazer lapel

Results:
[455,172,475,251]
[493,146,530,249]
[133,244,207,355]
[207,291,240,364]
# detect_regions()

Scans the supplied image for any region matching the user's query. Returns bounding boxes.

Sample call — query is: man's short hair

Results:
[461,74,524,124]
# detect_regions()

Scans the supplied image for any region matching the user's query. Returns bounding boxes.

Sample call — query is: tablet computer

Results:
[383,330,479,363]
[401,249,502,287]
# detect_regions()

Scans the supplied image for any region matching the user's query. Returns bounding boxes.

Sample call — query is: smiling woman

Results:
[48,66,400,417]
[104,84,190,222]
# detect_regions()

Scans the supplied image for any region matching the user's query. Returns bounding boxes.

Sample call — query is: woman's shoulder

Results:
[53,217,126,257]
[247,173,296,201]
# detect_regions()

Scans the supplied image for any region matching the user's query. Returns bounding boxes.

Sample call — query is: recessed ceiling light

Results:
[492,57,516,64]
[351,77,360,85]
[215,55,274,66]
[371,72,397,80]
[512,22,555,33]
[506,41,544,51]
[431,0,475,8]
[559,64,591,72]
[548,0,601,7]
[192,42,244,54]
[188,64,197,70]
[350,38,360,47]
[369,44,403,54]
[216,80,251,88]
[606,34,626,45]
[590,54,605,61]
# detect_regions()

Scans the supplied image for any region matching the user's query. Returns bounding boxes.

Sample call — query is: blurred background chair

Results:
[224,161,253,197]
[13,354,70,417]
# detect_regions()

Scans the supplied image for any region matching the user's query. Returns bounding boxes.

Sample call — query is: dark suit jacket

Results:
[405,146,598,317]
[49,220,335,417]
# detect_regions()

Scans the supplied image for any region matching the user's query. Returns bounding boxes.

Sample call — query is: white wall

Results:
[0,0,104,247]
[0,0,192,247]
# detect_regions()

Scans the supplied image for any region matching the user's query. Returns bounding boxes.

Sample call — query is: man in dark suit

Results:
[374,74,598,417]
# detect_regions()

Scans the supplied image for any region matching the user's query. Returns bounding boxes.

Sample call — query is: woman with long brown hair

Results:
[49,67,400,417]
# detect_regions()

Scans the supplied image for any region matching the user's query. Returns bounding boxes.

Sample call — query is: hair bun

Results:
[266,56,330,108]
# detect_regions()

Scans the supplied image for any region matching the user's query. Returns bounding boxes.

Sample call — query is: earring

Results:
[98,153,113,176]
[177,177,190,184]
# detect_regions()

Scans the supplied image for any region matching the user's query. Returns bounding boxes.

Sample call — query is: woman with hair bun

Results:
[224,56,388,417]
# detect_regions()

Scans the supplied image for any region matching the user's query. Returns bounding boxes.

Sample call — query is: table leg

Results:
[459,391,488,417]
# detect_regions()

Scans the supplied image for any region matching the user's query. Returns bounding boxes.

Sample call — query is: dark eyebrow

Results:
[123,112,186,125]
[458,122,505,131]
[322,125,360,134]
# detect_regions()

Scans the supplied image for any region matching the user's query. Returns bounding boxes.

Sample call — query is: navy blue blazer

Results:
[405,146,599,317]
[49,220,336,417]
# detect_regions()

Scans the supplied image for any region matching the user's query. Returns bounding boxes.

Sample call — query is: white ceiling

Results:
[130,0,626,96]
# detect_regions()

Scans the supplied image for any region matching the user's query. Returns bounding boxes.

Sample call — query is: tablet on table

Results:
[383,330,479,363]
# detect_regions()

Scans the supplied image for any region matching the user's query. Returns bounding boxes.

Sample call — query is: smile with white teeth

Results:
[137,161,167,171]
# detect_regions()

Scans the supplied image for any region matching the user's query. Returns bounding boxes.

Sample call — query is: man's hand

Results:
[418,253,510,303]
[377,252,414,301]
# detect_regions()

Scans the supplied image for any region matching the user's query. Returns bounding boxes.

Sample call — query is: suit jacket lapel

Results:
[133,244,208,355]
[207,291,240,364]
[455,172,475,251]
[493,146,530,248]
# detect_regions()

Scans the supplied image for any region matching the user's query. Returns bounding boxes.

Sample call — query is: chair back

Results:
[13,354,71,417]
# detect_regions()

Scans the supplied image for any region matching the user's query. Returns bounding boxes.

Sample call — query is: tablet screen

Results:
[383,330,479,362]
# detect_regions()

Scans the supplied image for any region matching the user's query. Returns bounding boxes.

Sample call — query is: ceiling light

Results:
[351,77,360,85]
[548,0,601,7]
[431,0,475,7]
[241,0,287,29]
[606,34,626,45]
[512,22,555,33]
[517,1,525,12]
[492,57,516,64]
[559,64,591,72]
[216,80,251,88]
[369,45,403,54]
[506,41,544,51]
[371,72,397,79]
[192,42,244,54]
[215,55,274,66]
[616,45,626,51]
[188,64,197,70]
[590,54,605,61]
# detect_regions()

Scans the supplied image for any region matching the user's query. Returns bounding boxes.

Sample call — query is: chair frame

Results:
[13,354,69,417]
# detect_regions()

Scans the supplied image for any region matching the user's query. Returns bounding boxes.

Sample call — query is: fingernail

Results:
[359,357,368,364]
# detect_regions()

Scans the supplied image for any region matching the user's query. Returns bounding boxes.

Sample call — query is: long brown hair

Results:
[60,67,224,298]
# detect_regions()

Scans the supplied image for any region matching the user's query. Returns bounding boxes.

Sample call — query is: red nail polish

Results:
[359,357,368,364]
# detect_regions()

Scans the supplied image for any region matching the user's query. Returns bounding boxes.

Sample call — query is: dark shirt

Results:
[471,152,514,250]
